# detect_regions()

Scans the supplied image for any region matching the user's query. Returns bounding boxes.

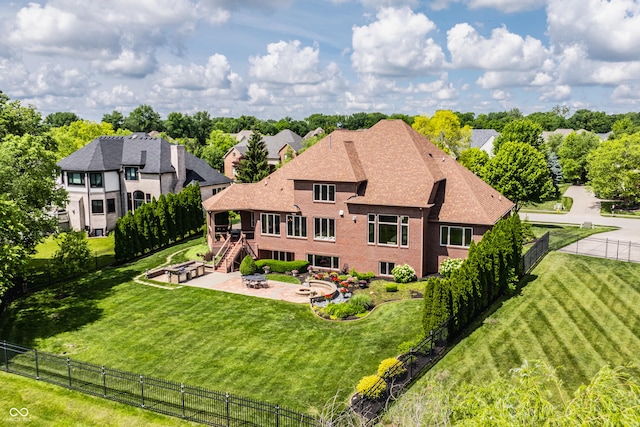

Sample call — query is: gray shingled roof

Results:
[57,133,231,187]
[229,129,303,159]
[470,129,499,149]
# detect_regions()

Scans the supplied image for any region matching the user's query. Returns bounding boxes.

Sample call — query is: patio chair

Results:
[259,280,269,288]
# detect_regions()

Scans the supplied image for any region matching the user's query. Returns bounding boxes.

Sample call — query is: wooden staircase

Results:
[213,233,256,273]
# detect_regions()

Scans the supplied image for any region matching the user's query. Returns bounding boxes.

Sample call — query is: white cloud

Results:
[476,71,535,89]
[249,40,329,84]
[491,89,510,101]
[158,54,240,90]
[92,50,157,78]
[540,85,571,102]
[612,84,638,100]
[548,0,640,62]
[555,44,640,86]
[429,0,544,13]
[447,23,549,71]
[351,7,446,76]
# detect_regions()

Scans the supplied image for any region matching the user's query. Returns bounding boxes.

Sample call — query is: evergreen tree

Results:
[156,194,170,246]
[235,132,270,183]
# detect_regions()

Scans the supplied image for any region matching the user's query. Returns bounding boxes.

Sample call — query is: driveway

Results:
[520,185,640,258]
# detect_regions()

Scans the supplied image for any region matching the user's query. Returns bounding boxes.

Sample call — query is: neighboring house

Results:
[470,129,499,156]
[223,129,303,179]
[304,127,324,139]
[204,120,514,277]
[541,128,611,142]
[58,132,232,236]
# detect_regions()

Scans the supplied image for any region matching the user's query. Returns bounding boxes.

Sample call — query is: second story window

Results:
[314,217,335,241]
[313,184,335,202]
[125,167,138,181]
[67,172,84,186]
[89,172,103,188]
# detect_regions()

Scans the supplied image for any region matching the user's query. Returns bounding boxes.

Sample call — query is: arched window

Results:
[133,191,145,210]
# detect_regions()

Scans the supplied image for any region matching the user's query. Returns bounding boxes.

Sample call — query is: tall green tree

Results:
[124,105,163,133]
[412,110,471,158]
[0,133,67,300]
[44,112,81,128]
[201,129,237,171]
[482,141,555,211]
[102,110,125,131]
[457,147,489,176]
[493,118,544,154]
[49,120,127,160]
[586,134,640,204]
[557,131,600,183]
[235,132,270,183]
[0,91,46,139]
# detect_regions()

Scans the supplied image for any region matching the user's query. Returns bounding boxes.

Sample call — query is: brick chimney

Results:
[170,143,186,192]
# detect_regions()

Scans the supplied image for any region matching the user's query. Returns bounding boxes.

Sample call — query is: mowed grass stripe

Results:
[413,252,640,399]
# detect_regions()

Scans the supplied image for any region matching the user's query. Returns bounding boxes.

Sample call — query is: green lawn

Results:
[0,371,198,426]
[520,183,573,213]
[529,223,618,251]
[408,252,640,400]
[0,239,423,415]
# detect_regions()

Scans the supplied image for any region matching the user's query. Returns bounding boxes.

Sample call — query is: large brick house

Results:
[203,120,514,277]
[58,132,232,236]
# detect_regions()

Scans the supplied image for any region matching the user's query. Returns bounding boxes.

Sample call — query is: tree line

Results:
[113,184,204,262]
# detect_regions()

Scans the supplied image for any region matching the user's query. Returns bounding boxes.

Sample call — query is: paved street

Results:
[520,186,640,261]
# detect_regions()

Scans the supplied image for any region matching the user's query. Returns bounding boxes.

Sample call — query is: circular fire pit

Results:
[295,288,312,296]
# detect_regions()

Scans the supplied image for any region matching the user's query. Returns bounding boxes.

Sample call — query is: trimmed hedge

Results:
[423,214,523,337]
[255,259,309,273]
[239,255,257,276]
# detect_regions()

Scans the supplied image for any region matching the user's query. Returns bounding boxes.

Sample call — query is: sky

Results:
[1,0,640,122]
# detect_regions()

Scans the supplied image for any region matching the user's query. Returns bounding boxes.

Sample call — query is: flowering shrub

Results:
[377,358,406,379]
[356,375,386,400]
[439,258,464,278]
[391,263,416,283]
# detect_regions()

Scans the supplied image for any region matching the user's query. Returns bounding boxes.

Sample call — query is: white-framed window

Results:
[440,225,473,247]
[261,213,281,236]
[307,254,339,269]
[287,215,307,238]
[314,217,335,241]
[313,183,336,202]
[89,172,103,188]
[380,261,395,276]
[91,199,104,214]
[125,167,138,181]
[368,214,409,247]
[67,172,84,186]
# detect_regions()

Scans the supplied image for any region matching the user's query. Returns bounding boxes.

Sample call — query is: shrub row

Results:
[114,184,204,262]
[423,215,523,337]
[255,259,309,273]
[322,294,374,319]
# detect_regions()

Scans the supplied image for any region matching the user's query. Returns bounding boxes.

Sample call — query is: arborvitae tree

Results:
[124,213,141,257]
[156,194,170,246]
[423,277,437,333]
[166,193,179,242]
[235,132,270,183]
[135,207,150,253]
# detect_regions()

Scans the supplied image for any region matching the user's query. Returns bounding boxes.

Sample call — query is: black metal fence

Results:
[1,340,319,427]
[559,236,640,263]
[522,232,549,273]
[351,318,451,422]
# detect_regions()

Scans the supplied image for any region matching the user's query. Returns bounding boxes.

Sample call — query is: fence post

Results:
[102,366,107,397]
[605,239,608,259]
[629,241,632,262]
[225,392,230,426]
[576,238,579,254]
[181,384,186,419]
[275,405,280,427]
[67,357,72,388]
[409,348,413,380]
[34,349,39,379]
[140,375,145,407]
[3,340,8,371]
[429,330,434,358]
[616,240,619,260]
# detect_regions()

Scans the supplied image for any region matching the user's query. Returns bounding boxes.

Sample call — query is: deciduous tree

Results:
[557,131,600,183]
[412,110,471,158]
[493,118,544,154]
[482,141,554,211]
[587,134,640,204]
[457,147,489,175]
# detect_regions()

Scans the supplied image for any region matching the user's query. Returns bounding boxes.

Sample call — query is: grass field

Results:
[0,371,198,426]
[521,183,573,213]
[409,252,640,400]
[0,239,424,414]
[529,223,618,251]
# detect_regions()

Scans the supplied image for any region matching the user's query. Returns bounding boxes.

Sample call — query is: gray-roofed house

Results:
[57,132,232,236]
[223,129,303,179]
[470,129,499,156]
